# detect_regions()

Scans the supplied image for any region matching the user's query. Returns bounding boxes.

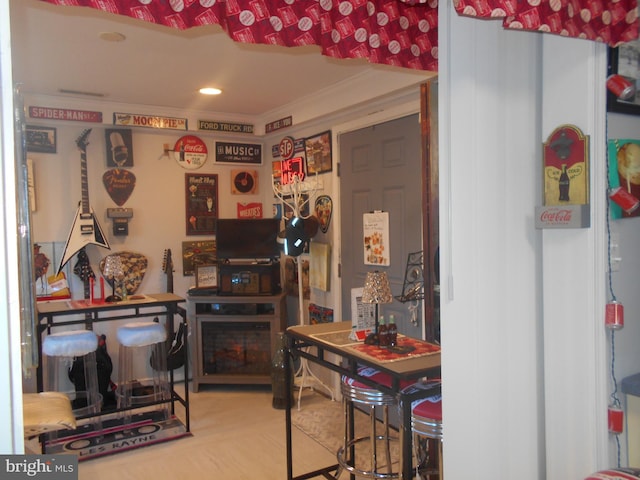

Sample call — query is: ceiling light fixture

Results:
[199,87,222,95]
[58,89,106,98]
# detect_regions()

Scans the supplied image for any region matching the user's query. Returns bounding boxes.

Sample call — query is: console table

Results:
[285,321,441,480]
[36,293,190,442]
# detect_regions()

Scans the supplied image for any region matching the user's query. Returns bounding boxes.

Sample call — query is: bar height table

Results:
[285,321,441,480]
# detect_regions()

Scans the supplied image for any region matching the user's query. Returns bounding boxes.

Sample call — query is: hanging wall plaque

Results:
[174,135,208,169]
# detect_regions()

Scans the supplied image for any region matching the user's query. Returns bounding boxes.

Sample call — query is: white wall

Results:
[439,9,544,479]
[440,2,611,479]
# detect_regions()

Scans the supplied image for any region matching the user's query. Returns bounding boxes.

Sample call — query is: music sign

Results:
[215,142,262,164]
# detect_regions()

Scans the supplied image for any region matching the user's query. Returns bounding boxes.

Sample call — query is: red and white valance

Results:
[38,0,639,72]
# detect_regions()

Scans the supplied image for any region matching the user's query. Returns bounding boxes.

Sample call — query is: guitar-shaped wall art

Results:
[58,129,110,273]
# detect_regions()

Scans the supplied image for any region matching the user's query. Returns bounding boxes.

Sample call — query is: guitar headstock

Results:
[162,249,174,273]
[76,128,92,150]
[163,249,174,294]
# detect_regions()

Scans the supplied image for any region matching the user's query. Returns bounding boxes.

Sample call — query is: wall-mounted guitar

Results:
[58,129,110,273]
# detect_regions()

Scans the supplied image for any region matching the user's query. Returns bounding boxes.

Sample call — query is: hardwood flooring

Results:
[77,384,340,480]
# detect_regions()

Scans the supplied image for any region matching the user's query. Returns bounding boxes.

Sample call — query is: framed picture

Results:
[26,125,56,153]
[196,264,218,288]
[305,130,332,175]
[607,40,640,115]
[185,173,218,235]
[105,128,133,167]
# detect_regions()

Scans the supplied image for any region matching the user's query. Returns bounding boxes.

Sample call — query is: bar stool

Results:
[337,367,413,479]
[411,389,443,480]
[42,330,102,433]
[116,321,170,425]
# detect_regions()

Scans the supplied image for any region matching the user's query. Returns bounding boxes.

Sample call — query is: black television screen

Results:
[216,218,280,260]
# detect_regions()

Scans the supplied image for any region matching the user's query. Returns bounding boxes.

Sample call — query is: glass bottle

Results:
[271,332,292,409]
[559,164,570,202]
[378,315,389,346]
[388,314,398,347]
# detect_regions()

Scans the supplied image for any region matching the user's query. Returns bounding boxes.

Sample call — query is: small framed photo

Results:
[305,130,332,175]
[26,125,57,153]
[196,264,218,288]
[608,40,640,115]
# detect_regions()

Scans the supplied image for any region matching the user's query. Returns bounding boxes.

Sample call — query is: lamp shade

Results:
[361,271,393,304]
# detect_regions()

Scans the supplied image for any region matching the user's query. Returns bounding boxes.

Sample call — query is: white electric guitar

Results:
[58,129,110,273]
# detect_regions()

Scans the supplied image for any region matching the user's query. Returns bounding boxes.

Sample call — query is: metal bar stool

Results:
[116,321,170,425]
[337,367,413,479]
[410,388,443,480]
[42,330,102,436]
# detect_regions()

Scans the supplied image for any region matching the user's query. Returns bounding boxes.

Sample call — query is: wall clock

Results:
[231,170,258,194]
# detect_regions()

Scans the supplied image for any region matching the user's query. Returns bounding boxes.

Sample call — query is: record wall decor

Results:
[231,170,258,194]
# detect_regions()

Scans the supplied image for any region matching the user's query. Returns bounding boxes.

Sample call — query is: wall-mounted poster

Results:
[305,130,332,175]
[26,125,56,153]
[185,174,218,235]
[182,240,216,276]
[363,211,390,266]
[105,128,133,167]
[608,139,640,219]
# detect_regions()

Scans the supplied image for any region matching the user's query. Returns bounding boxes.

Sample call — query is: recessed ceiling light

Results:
[99,32,126,42]
[199,87,222,95]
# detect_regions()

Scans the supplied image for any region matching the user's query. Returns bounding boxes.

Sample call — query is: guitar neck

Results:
[80,148,90,214]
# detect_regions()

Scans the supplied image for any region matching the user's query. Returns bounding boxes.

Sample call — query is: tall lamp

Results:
[361,271,393,345]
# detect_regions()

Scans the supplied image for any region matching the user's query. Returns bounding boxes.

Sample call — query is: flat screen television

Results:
[216,218,280,260]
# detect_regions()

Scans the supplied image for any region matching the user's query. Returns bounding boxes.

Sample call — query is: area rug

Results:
[44,411,191,461]
[291,393,400,471]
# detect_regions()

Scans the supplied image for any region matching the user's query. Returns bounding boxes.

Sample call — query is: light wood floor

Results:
[77,384,340,480]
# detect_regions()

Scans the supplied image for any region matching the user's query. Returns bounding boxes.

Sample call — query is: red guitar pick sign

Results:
[103,169,136,206]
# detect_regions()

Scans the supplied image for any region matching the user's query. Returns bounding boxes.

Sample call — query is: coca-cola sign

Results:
[540,209,572,224]
[535,205,590,229]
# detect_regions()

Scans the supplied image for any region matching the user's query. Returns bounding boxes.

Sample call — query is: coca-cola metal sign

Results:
[535,205,590,229]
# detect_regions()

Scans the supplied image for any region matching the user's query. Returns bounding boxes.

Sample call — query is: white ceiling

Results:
[9,0,432,119]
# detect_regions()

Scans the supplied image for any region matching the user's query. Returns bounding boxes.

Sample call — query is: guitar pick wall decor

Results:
[103,168,136,206]
[99,251,147,296]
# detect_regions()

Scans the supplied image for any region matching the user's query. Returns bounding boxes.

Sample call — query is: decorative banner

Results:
[237,202,263,218]
[185,174,218,235]
[198,120,254,134]
[174,135,208,170]
[105,129,133,168]
[363,211,390,266]
[103,169,136,207]
[265,116,293,134]
[29,106,103,123]
[231,170,258,194]
[215,141,262,164]
[114,112,187,130]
